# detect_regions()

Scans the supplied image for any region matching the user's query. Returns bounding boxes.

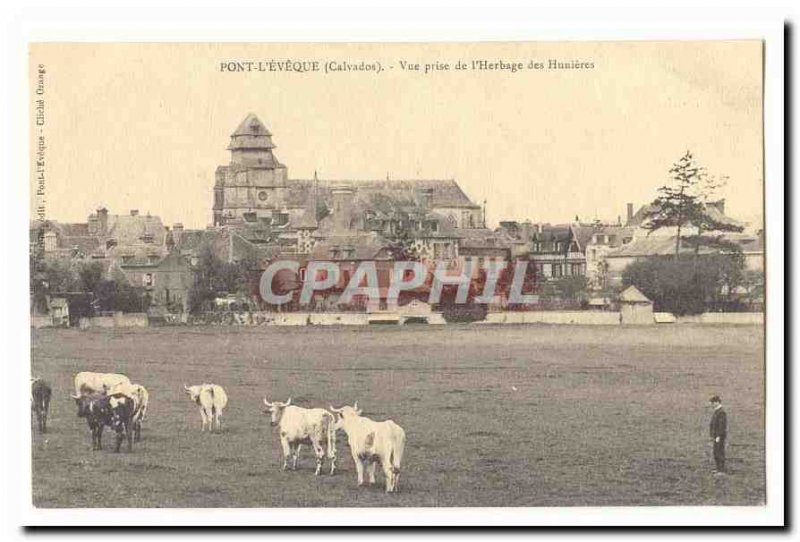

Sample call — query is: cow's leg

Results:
[134,420,141,442]
[199,409,208,432]
[280,436,291,471]
[352,451,365,486]
[311,438,325,476]
[215,412,222,433]
[368,460,377,485]
[127,422,133,451]
[383,461,395,493]
[293,444,301,470]
[115,427,123,453]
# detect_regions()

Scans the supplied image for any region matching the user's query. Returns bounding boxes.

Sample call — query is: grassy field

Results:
[30,324,765,508]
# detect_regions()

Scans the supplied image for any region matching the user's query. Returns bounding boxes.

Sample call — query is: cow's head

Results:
[183,384,203,404]
[329,402,362,429]
[262,397,292,426]
[71,393,104,418]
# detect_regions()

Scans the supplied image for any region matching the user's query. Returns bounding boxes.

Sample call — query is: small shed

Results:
[618,286,654,324]
[48,297,70,327]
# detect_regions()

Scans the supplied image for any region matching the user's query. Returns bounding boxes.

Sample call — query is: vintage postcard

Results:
[23,37,779,525]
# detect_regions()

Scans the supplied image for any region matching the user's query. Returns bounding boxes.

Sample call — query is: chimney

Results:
[87,213,98,235]
[97,207,109,235]
[130,209,139,217]
[172,223,184,245]
[416,187,434,209]
[626,203,634,224]
[331,186,355,230]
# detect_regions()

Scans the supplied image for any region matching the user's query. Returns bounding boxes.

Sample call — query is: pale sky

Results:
[29,41,764,229]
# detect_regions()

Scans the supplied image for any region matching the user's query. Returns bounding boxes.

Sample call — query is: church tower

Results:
[213,113,289,226]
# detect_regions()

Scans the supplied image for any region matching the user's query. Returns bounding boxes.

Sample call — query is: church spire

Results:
[227,113,282,168]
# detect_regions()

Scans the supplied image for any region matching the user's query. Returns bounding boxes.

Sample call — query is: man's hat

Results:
[709,395,721,403]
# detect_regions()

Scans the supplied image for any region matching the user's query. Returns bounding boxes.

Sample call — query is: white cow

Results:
[262,397,337,476]
[73,371,131,396]
[107,382,149,442]
[330,402,406,493]
[183,383,228,432]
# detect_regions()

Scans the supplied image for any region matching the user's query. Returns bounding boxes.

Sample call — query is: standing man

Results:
[709,395,728,474]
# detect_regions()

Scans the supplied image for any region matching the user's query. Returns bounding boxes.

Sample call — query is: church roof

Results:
[228,113,276,151]
[231,113,272,137]
[285,179,479,209]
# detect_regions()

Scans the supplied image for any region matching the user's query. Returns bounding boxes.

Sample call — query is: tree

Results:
[621,254,745,315]
[188,244,258,313]
[645,151,742,257]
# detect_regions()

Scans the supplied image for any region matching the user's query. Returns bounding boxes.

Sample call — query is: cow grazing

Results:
[183,383,228,432]
[107,382,149,442]
[262,397,337,476]
[330,402,406,493]
[71,392,135,452]
[31,377,52,434]
[73,371,131,396]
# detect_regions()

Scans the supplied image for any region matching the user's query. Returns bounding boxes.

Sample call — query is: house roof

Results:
[174,227,277,263]
[458,228,512,250]
[310,232,393,261]
[106,214,166,246]
[606,231,763,258]
[619,285,651,303]
[627,202,746,230]
[571,225,595,252]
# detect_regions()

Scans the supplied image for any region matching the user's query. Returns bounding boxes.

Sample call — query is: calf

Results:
[71,392,135,452]
[31,377,52,434]
[107,382,149,442]
[184,384,228,432]
[73,371,130,395]
[262,397,337,476]
[330,402,406,493]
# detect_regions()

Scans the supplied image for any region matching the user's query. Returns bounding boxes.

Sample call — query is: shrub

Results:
[621,254,744,315]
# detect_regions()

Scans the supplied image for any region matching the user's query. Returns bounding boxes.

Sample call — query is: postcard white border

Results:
[2,1,787,531]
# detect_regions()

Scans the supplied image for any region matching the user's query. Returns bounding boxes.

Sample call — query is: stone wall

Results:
[482,311,621,325]
[676,312,764,325]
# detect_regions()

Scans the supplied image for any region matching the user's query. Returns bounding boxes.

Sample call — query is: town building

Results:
[212,114,488,263]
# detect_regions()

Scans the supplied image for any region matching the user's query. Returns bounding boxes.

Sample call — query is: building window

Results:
[143,273,154,287]
[552,264,563,277]
[122,255,134,264]
[299,268,307,281]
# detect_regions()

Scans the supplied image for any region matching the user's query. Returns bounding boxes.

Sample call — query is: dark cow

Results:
[71,392,135,452]
[31,378,52,434]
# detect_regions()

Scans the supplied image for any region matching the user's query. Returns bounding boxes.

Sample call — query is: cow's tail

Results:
[390,424,405,474]
[326,412,336,460]
[136,388,148,423]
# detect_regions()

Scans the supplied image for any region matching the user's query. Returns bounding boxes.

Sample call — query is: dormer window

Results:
[141,233,154,244]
